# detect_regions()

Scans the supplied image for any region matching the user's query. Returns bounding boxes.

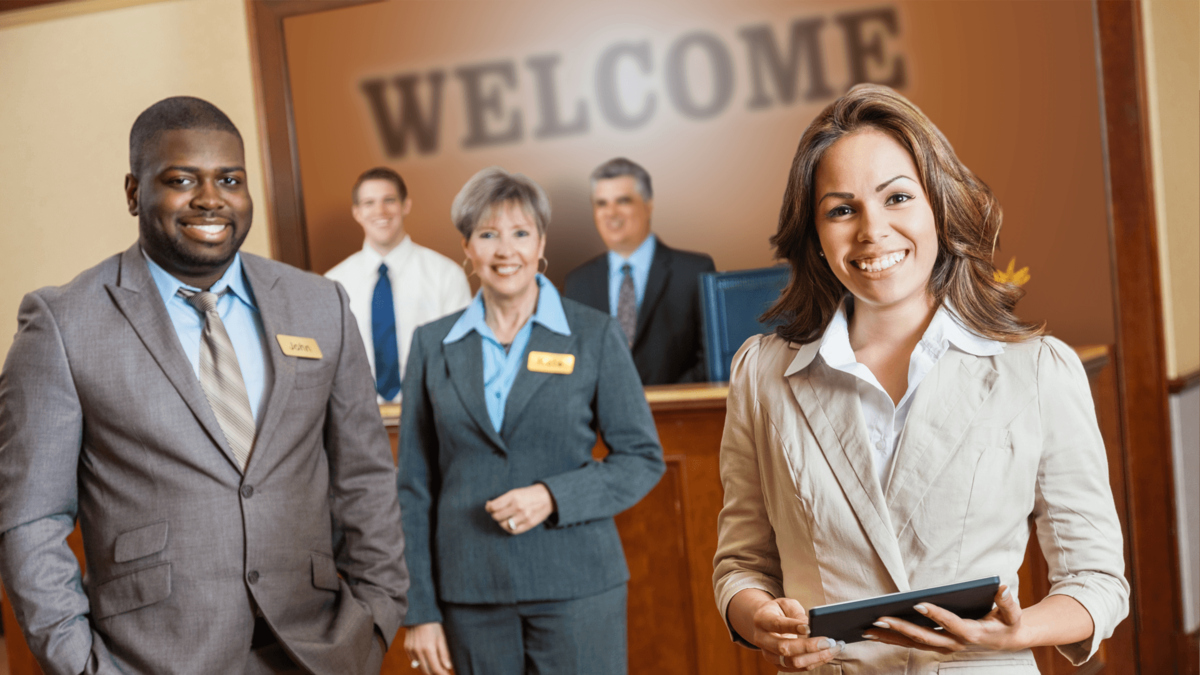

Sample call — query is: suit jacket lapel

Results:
[105,244,241,471]
[240,256,292,468]
[884,352,999,534]
[501,326,576,437]
[443,334,509,453]
[790,362,910,592]
[634,241,671,348]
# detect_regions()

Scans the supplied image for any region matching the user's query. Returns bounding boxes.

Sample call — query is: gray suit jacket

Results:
[0,244,409,675]
[398,299,664,625]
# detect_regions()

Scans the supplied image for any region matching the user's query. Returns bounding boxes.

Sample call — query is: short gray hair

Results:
[451,166,551,239]
[589,157,653,201]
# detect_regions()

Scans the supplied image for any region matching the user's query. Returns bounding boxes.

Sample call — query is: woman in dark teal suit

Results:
[398,167,665,675]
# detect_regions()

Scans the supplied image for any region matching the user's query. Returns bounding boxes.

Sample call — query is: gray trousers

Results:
[441,584,627,675]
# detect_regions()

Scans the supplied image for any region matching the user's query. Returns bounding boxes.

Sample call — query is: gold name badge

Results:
[276,335,323,359]
[527,351,575,375]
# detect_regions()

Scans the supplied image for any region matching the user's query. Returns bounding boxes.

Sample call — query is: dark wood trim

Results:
[245,0,381,269]
[1093,1,1184,672]
[1168,370,1200,394]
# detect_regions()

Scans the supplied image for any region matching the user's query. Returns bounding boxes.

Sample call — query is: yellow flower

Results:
[994,258,1031,286]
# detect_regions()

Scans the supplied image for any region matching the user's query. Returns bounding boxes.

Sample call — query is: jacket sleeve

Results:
[395,326,443,625]
[711,335,784,646]
[540,318,665,527]
[323,282,410,646]
[1033,337,1130,665]
[0,292,123,675]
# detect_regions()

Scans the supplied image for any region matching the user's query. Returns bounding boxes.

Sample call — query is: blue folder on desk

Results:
[699,266,791,382]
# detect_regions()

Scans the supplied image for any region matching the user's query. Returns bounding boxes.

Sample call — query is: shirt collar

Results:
[607,233,657,273]
[142,247,256,309]
[360,235,413,270]
[444,274,570,344]
[785,300,1003,376]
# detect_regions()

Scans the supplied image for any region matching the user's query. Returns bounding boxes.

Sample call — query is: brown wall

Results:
[284,0,1113,347]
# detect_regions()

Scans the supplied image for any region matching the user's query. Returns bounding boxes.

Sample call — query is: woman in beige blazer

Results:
[712,84,1129,674]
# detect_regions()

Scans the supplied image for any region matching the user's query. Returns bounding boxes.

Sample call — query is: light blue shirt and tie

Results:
[606,234,656,316]
[143,250,270,421]
[443,274,571,433]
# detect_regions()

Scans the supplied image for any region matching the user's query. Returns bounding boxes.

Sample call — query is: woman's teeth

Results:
[854,251,906,273]
[494,264,521,276]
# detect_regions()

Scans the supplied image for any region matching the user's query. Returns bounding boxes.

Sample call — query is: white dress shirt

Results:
[789,301,1004,489]
[325,235,471,401]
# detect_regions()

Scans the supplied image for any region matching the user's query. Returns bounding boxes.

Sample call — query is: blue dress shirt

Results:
[606,234,656,317]
[143,250,270,421]
[443,275,571,433]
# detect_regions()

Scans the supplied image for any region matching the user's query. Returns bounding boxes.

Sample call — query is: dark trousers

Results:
[441,583,627,675]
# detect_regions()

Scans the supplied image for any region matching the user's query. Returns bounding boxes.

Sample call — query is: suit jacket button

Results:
[248,570,260,584]
[241,485,254,498]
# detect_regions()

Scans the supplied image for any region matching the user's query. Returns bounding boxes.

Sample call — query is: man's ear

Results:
[124,174,139,216]
[644,198,653,219]
[402,197,413,218]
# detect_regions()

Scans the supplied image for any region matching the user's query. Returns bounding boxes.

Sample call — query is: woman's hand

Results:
[485,483,556,535]
[728,590,846,672]
[865,585,1026,654]
[404,623,454,675]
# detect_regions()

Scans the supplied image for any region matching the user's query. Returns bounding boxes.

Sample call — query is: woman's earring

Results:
[462,258,476,277]
[818,250,825,258]
[538,257,549,274]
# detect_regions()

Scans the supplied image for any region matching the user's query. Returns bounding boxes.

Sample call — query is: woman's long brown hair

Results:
[763,84,1043,344]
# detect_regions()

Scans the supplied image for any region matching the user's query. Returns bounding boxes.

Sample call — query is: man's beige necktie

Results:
[178,289,256,471]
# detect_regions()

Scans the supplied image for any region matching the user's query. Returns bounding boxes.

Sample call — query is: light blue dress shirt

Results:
[143,250,270,421]
[443,274,571,433]
[606,234,656,317]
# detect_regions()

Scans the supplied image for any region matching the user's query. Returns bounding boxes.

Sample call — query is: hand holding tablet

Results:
[809,576,1002,644]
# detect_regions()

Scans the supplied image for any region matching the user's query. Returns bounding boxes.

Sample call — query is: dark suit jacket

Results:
[397,299,664,624]
[563,239,715,385]
[0,244,408,675]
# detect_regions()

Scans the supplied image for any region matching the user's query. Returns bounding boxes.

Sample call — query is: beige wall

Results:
[0,0,270,358]
[1143,0,1200,379]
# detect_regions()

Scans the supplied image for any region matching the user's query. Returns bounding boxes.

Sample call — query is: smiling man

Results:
[563,157,716,385]
[324,167,470,402]
[0,97,408,674]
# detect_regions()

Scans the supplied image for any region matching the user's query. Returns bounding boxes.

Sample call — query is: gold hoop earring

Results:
[538,257,549,274]
[462,258,476,278]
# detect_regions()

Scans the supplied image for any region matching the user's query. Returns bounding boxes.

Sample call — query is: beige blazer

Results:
[712,334,1128,674]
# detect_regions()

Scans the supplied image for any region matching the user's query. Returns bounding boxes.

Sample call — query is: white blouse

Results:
[786,302,1004,490]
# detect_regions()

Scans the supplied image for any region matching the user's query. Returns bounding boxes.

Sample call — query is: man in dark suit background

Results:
[563,158,716,385]
[0,97,407,674]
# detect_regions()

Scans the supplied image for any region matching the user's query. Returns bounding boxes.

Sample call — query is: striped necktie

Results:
[178,288,256,471]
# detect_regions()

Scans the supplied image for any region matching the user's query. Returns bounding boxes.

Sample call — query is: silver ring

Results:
[507,517,516,531]
[778,653,787,666]
[410,659,420,669]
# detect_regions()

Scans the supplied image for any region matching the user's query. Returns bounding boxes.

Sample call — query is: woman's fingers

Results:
[776,637,846,670]
[875,615,963,650]
[863,626,955,654]
[994,585,1022,625]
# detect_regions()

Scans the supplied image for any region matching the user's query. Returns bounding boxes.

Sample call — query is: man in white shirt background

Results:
[326,167,471,402]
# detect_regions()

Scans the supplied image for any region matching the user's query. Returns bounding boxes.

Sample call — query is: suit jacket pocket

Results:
[312,552,341,591]
[294,363,335,391]
[937,656,1038,673]
[92,562,171,620]
[113,520,168,563]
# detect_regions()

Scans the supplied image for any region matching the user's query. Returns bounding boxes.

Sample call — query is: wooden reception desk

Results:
[4,347,1125,675]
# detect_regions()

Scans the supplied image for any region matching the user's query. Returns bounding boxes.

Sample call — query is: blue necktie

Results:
[372,263,402,400]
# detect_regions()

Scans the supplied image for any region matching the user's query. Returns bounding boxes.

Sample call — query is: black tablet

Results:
[808,576,1000,643]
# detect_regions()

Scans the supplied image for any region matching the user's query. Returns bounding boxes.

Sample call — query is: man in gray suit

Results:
[0,97,408,674]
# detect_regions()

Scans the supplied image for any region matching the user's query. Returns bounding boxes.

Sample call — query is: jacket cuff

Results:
[1047,579,1128,665]
[715,575,784,648]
